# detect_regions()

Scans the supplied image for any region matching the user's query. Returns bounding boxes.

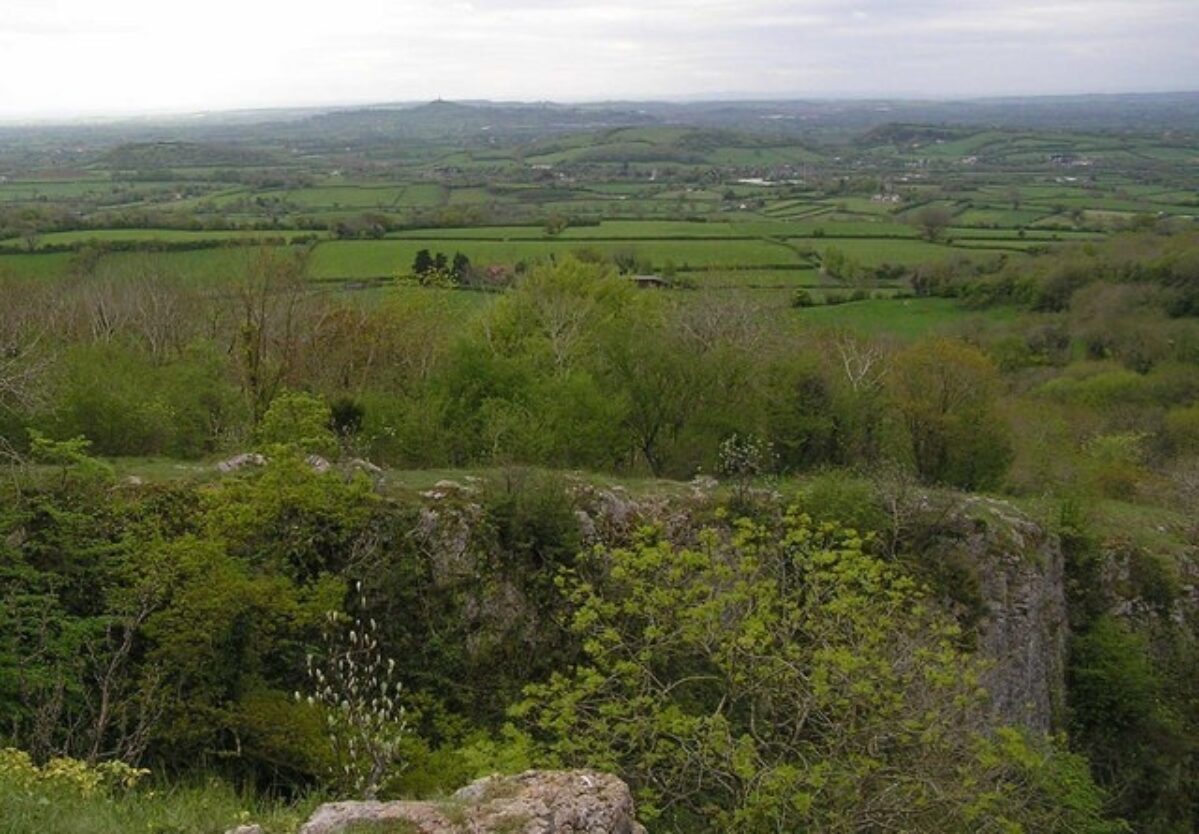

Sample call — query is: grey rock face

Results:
[411,483,1072,734]
[944,497,1068,732]
[297,770,644,834]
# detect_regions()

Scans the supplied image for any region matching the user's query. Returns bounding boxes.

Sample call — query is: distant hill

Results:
[100,140,280,169]
[2,93,1197,158]
[295,100,659,144]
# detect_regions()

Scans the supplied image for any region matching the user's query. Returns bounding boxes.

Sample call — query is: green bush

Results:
[1082,432,1148,500]
[796,470,885,533]
[516,510,1120,833]
[890,338,1012,490]
[790,289,816,308]
[1165,403,1199,453]
[257,390,338,457]
[1069,616,1194,832]
[46,345,240,458]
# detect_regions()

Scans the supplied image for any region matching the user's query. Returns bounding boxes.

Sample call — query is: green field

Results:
[10,228,322,248]
[0,251,77,277]
[794,297,1021,339]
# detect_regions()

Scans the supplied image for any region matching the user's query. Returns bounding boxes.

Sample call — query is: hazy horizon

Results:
[3,0,1198,120]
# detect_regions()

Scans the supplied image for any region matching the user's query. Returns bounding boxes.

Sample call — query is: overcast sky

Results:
[2,0,1197,118]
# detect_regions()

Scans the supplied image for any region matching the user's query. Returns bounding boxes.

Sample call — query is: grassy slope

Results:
[0,781,316,834]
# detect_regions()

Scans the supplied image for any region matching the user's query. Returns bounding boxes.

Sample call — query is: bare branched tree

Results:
[832,330,889,393]
[223,248,319,422]
[0,275,54,414]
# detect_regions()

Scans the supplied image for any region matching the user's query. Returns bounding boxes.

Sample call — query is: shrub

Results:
[257,390,338,457]
[1165,404,1199,453]
[303,587,408,799]
[48,345,238,458]
[330,396,366,439]
[1083,432,1148,500]
[790,289,816,308]
[889,338,1012,489]
[0,748,149,798]
[516,510,1120,833]
[796,469,885,533]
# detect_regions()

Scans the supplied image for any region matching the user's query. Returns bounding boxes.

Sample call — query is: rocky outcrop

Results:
[931,496,1068,733]
[408,477,1072,734]
[216,452,266,473]
[297,770,644,834]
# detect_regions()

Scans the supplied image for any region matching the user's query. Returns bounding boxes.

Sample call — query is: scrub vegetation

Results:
[1,95,1198,832]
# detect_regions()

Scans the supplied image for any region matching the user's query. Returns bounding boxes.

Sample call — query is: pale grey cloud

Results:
[0,0,1195,117]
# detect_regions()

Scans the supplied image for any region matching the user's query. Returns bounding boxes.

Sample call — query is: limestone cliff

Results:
[412,479,1072,733]
[924,496,1068,732]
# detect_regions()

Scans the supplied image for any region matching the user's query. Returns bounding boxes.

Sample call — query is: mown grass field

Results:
[7,228,323,248]
[793,297,1021,340]
[308,237,805,277]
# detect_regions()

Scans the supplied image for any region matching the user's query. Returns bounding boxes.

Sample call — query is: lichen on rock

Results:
[297,770,644,834]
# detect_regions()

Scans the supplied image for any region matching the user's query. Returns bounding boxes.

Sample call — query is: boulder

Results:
[224,826,264,834]
[297,770,644,834]
[347,457,384,475]
[216,453,266,473]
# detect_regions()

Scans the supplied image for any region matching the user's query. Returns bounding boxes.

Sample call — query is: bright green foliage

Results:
[202,453,376,581]
[968,728,1126,834]
[0,747,148,797]
[258,390,339,457]
[516,511,1118,833]
[480,256,633,371]
[0,748,311,834]
[27,429,114,486]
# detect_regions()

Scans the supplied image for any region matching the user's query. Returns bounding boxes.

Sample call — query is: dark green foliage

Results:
[483,469,581,577]
[764,361,839,469]
[0,453,361,784]
[330,396,366,438]
[795,470,886,533]
[412,249,433,276]
[790,288,815,308]
[43,345,241,458]
[1069,617,1197,832]
[451,252,471,280]
[1060,504,1199,833]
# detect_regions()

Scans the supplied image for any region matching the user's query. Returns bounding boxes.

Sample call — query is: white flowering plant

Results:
[299,583,406,799]
[717,433,775,505]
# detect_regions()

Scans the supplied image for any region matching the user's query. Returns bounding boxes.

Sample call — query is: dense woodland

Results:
[1,98,1198,833]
